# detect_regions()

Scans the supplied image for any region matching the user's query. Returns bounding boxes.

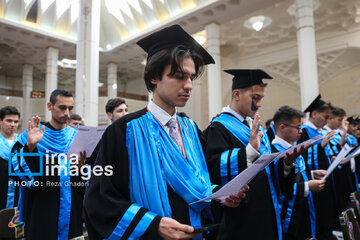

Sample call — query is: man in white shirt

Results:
[271,105,326,240]
[204,69,304,240]
[299,94,339,240]
[84,24,246,240]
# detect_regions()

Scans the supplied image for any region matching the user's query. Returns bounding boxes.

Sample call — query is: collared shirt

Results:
[272,135,309,197]
[324,125,332,131]
[7,139,14,146]
[304,120,322,134]
[147,100,184,153]
[148,100,177,135]
[222,105,260,167]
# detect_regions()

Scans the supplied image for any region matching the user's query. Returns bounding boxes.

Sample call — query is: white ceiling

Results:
[0,0,359,91]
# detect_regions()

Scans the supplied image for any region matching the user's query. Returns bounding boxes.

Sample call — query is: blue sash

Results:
[273,143,316,238]
[270,123,277,136]
[302,125,339,215]
[16,125,77,240]
[0,134,20,208]
[213,113,282,240]
[126,112,212,240]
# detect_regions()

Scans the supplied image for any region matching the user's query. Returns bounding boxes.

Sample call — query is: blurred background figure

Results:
[67,113,83,128]
[105,98,128,123]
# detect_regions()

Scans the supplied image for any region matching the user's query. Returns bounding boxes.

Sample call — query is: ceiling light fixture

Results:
[57,58,77,69]
[244,15,272,32]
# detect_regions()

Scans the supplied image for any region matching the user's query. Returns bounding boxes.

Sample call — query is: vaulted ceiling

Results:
[0,0,359,92]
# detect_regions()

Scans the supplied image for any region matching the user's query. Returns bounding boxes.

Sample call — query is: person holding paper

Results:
[298,94,338,240]
[324,106,357,213]
[203,69,301,240]
[271,105,326,240]
[0,106,21,210]
[10,89,86,239]
[83,25,246,240]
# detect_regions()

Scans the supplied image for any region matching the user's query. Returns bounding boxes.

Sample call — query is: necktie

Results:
[242,119,249,128]
[166,118,182,150]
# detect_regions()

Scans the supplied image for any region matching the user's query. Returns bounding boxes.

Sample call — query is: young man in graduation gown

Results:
[10,89,85,239]
[271,105,327,240]
[83,25,246,240]
[204,69,301,240]
[347,117,360,191]
[324,106,358,212]
[298,94,339,240]
[0,106,21,210]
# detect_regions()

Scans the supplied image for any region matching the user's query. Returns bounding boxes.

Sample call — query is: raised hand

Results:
[77,151,87,169]
[27,116,45,152]
[340,119,349,133]
[321,130,336,148]
[339,132,348,147]
[249,112,263,151]
[221,184,250,208]
[283,145,310,166]
[158,217,200,240]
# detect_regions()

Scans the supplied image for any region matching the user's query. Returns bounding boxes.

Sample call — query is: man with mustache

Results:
[10,89,85,239]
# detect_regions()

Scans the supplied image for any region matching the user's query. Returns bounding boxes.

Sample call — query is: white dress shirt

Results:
[304,120,323,134]
[272,135,310,197]
[147,100,177,135]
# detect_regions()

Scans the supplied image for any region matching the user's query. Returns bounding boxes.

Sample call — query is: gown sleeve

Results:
[84,121,161,240]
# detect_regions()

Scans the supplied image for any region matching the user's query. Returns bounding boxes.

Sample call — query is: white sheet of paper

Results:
[190,152,282,204]
[190,135,326,204]
[275,135,325,160]
[66,126,106,158]
[340,146,360,164]
[322,143,353,180]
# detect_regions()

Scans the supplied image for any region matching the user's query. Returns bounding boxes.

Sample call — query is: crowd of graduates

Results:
[1,24,360,240]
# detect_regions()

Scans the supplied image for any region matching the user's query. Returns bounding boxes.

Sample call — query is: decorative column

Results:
[22,64,33,127]
[295,0,319,110]
[45,47,58,121]
[76,0,100,126]
[205,22,222,121]
[107,62,117,99]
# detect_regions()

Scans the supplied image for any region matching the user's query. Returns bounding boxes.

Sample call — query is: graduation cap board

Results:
[304,94,326,113]
[136,24,215,65]
[224,69,272,90]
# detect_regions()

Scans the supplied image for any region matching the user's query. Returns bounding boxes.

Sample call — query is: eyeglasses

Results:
[284,124,302,132]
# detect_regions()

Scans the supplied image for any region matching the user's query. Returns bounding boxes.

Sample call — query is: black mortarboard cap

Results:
[303,94,326,113]
[224,69,272,90]
[136,24,214,65]
[348,116,360,125]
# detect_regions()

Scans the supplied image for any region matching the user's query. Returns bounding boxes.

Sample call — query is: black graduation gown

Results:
[267,126,276,143]
[10,122,85,240]
[328,133,355,213]
[298,129,339,240]
[271,144,313,240]
[203,112,294,240]
[0,156,19,210]
[84,108,218,240]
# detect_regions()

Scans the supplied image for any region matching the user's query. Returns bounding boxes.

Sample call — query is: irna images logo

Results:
[9,151,113,181]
